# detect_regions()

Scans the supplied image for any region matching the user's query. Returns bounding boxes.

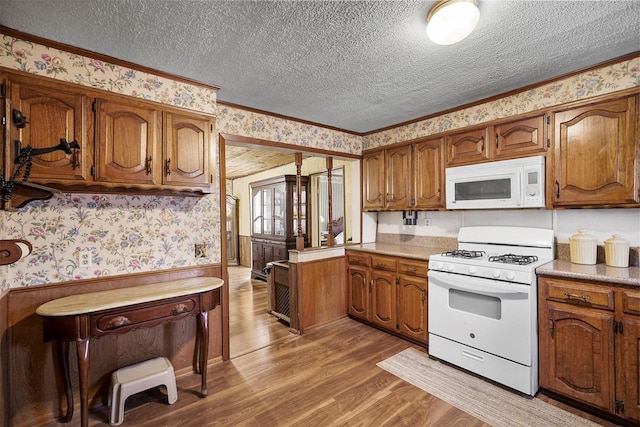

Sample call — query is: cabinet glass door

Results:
[252,190,262,234]
[293,184,307,236]
[262,189,272,235]
[273,184,285,236]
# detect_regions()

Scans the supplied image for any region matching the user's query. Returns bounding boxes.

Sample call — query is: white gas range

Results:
[428,226,554,396]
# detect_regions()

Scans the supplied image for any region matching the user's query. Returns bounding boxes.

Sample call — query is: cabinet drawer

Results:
[93,296,198,334]
[371,255,397,271]
[273,245,287,260]
[347,252,370,267]
[542,278,614,310]
[398,260,429,278]
[622,289,640,316]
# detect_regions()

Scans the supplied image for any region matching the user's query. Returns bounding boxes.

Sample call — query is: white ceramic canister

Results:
[570,229,597,265]
[605,234,629,268]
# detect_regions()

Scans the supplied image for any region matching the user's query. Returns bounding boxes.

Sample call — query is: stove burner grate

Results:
[442,250,486,259]
[488,253,539,265]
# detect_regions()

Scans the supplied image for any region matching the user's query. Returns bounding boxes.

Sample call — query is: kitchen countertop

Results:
[346,243,447,261]
[537,260,640,288]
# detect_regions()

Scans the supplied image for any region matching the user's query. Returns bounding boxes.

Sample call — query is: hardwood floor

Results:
[228,266,293,358]
[38,266,620,426]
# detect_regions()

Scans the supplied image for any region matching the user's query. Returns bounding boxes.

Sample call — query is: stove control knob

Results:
[506,272,516,281]
[468,267,477,275]
[492,269,501,278]
[446,264,455,272]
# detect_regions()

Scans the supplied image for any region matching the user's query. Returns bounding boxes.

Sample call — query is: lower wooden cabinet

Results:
[346,250,428,344]
[538,276,640,423]
[251,238,287,280]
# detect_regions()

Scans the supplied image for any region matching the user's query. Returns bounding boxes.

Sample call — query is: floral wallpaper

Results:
[362,56,640,149]
[0,34,218,113]
[2,194,219,289]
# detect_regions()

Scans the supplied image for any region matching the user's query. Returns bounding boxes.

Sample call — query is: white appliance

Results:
[427,226,554,396]
[446,156,545,209]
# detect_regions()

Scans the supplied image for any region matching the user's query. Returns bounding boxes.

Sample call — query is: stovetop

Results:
[428,226,555,284]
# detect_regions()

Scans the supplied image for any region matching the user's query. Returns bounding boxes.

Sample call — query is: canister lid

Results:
[570,229,596,242]
[605,234,629,247]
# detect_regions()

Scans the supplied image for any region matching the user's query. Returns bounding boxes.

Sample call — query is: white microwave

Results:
[446,156,545,209]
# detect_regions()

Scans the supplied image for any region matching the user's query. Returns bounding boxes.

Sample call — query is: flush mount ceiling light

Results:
[427,0,480,45]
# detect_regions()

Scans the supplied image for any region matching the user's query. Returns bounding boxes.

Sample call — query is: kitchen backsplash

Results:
[375,208,640,266]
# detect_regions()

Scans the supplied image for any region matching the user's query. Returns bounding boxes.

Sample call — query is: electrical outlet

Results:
[79,249,92,267]
[195,243,206,258]
[424,219,431,227]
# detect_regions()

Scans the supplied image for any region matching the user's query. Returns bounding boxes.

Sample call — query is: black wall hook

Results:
[12,109,29,128]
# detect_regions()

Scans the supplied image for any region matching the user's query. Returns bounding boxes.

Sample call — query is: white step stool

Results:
[109,357,178,426]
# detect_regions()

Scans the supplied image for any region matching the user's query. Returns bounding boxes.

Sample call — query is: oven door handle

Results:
[428,272,528,296]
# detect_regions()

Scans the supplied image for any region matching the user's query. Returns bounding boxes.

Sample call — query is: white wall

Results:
[375,208,640,247]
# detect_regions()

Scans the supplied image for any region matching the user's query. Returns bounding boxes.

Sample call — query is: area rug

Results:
[377,348,601,427]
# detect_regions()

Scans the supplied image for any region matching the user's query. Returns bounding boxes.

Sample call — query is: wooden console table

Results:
[36,277,223,427]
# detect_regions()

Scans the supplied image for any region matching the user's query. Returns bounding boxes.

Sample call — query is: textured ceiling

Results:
[0,0,638,135]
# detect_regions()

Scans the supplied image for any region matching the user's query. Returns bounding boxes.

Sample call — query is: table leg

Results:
[76,337,90,427]
[197,311,209,397]
[56,340,73,422]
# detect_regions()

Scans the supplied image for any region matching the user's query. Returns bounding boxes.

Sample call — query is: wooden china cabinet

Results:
[250,175,309,280]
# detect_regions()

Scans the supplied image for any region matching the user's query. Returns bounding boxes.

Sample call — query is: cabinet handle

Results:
[170,303,189,315]
[71,146,80,169]
[165,158,171,176]
[104,315,132,330]
[479,137,484,152]
[437,187,441,201]
[555,180,560,199]
[495,134,499,149]
[563,292,589,302]
[145,156,152,175]
[549,317,555,337]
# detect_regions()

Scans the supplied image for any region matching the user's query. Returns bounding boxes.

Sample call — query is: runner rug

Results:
[377,348,601,427]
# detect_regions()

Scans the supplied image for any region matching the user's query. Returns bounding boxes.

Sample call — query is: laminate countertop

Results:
[537,260,640,288]
[345,243,447,262]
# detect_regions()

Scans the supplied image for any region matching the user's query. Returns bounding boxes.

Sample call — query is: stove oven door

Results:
[428,270,534,366]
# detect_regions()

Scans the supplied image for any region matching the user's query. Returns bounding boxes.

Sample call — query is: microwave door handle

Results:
[515,173,522,206]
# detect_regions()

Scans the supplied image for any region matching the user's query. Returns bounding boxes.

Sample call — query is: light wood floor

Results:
[41,266,620,426]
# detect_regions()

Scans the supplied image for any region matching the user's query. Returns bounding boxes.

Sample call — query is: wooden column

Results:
[295,152,304,251]
[326,157,334,247]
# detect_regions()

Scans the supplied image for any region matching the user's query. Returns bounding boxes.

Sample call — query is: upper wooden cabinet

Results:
[94,98,160,185]
[447,115,548,166]
[7,76,90,184]
[362,150,385,210]
[494,114,547,160]
[551,95,638,207]
[362,137,445,211]
[2,72,215,197]
[446,126,491,166]
[413,137,445,209]
[163,112,212,189]
[385,145,412,209]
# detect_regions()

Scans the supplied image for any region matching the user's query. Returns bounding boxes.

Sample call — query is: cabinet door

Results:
[370,269,397,330]
[385,145,412,209]
[552,95,638,206]
[621,289,640,422]
[251,241,265,275]
[94,99,159,184]
[446,126,491,166]
[494,114,547,160]
[163,112,212,189]
[347,264,370,321]
[413,138,445,209]
[621,315,640,422]
[362,150,385,210]
[539,302,615,412]
[9,79,90,183]
[397,274,427,343]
